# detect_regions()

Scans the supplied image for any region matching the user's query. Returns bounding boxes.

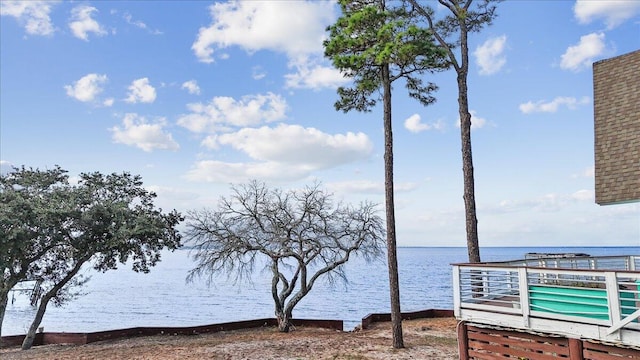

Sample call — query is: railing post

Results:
[568,338,583,360]
[518,267,531,328]
[457,321,469,360]
[453,265,461,318]
[605,271,622,340]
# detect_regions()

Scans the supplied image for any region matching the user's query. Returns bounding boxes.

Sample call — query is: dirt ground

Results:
[1,317,460,360]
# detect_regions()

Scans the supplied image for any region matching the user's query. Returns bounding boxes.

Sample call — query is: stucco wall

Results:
[593,50,640,205]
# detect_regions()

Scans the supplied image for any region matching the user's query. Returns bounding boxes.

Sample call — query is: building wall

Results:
[593,49,640,205]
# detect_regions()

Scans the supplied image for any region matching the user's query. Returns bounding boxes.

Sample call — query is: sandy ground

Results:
[1,317,460,359]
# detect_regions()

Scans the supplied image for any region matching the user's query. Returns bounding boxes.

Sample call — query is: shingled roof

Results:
[593,49,640,205]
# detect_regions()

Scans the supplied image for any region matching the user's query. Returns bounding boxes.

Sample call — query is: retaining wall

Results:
[458,322,640,360]
[1,308,453,348]
[0,317,342,348]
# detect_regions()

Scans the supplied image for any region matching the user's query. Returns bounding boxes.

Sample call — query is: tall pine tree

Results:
[408,0,502,263]
[324,0,447,348]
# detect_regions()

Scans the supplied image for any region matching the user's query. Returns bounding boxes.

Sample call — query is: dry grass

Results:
[1,317,460,360]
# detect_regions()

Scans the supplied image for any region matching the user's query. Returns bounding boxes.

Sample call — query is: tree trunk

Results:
[1,279,20,346]
[21,290,52,350]
[405,0,482,263]
[0,290,8,346]
[382,63,404,349]
[459,105,480,263]
[22,257,87,350]
[272,260,290,333]
[457,23,481,264]
[276,309,292,333]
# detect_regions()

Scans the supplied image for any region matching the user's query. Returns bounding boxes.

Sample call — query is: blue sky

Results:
[1,0,639,248]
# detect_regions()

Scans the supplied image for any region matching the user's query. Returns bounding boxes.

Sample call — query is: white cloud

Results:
[145,185,201,212]
[404,114,445,133]
[103,98,115,107]
[574,0,640,29]
[474,35,507,75]
[123,12,162,35]
[69,5,107,41]
[571,189,594,202]
[417,209,464,227]
[200,135,220,150]
[252,66,266,80]
[496,194,566,213]
[218,123,372,166]
[519,96,590,114]
[192,0,335,63]
[491,190,596,215]
[560,33,606,72]
[470,113,486,129]
[327,180,418,194]
[0,160,14,175]
[285,59,348,90]
[126,78,157,104]
[110,113,179,152]
[329,180,384,194]
[572,166,595,179]
[181,80,201,95]
[456,110,487,130]
[185,160,308,183]
[64,73,108,102]
[186,124,373,183]
[177,92,288,133]
[191,1,340,90]
[0,1,58,36]
[405,114,428,133]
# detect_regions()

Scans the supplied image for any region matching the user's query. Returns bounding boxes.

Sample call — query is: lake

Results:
[3,246,639,335]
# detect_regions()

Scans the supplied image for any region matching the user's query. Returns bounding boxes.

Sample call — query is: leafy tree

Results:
[185,181,385,333]
[0,166,73,345]
[407,0,501,263]
[324,0,447,348]
[0,167,183,350]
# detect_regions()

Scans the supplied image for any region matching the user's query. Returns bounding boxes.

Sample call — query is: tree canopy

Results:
[0,166,183,349]
[185,181,385,332]
[1,166,72,342]
[324,0,448,113]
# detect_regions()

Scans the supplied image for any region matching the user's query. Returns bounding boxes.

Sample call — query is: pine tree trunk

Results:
[458,21,480,264]
[382,63,404,349]
[460,104,479,263]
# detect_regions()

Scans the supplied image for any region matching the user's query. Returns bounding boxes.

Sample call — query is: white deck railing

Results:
[453,255,640,347]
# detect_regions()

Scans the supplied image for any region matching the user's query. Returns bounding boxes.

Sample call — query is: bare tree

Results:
[185,181,385,332]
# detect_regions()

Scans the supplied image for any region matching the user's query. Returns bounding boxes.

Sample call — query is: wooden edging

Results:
[360,308,454,330]
[2,308,454,348]
[0,317,343,348]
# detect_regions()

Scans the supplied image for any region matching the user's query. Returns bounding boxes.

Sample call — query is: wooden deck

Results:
[453,255,640,349]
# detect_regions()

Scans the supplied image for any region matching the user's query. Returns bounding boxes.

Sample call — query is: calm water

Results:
[3,247,639,335]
